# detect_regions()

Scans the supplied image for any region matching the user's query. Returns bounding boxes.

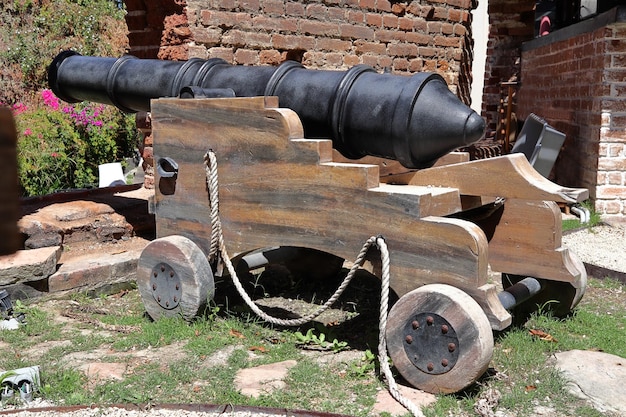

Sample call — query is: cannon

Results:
[49,51,485,169]
[48,53,588,396]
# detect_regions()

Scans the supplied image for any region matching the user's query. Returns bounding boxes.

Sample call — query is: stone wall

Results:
[517,7,626,218]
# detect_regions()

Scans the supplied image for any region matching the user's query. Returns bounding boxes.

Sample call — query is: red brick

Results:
[234,48,260,65]
[382,14,398,29]
[128,30,161,46]
[259,49,283,65]
[201,10,248,28]
[208,47,235,62]
[365,13,383,27]
[355,40,386,54]
[453,23,467,36]
[330,8,348,22]
[240,0,261,12]
[262,0,285,14]
[346,10,370,24]
[448,8,462,22]
[398,17,414,30]
[272,34,315,50]
[339,24,375,40]
[317,38,352,51]
[192,27,222,46]
[409,58,423,72]
[378,55,393,68]
[361,55,379,67]
[393,57,409,71]
[391,3,405,15]
[300,20,340,37]
[608,172,624,185]
[418,46,437,57]
[427,21,442,33]
[388,43,418,57]
[405,2,422,15]
[343,54,361,66]
[306,4,327,19]
[358,0,375,10]
[325,52,344,67]
[442,22,455,35]
[434,35,461,47]
[405,32,432,45]
[375,29,398,42]
[285,1,305,16]
[596,185,626,199]
[433,6,448,20]
[377,0,392,12]
[222,30,247,47]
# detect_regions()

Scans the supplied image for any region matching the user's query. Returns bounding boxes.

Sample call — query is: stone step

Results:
[0,186,155,301]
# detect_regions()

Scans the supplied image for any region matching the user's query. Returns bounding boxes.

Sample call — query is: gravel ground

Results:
[562,222,626,273]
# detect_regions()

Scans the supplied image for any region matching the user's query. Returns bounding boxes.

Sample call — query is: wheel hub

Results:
[403,312,460,375]
[150,263,182,310]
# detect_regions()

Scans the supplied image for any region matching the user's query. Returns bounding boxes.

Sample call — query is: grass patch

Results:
[562,200,602,232]
[1,276,624,416]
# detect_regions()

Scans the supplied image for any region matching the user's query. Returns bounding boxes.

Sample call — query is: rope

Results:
[204,150,425,417]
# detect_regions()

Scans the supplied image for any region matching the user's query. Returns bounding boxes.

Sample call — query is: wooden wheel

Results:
[386,284,494,394]
[137,235,215,321]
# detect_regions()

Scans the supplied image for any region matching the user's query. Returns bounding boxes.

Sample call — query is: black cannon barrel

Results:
[48,51,485,169]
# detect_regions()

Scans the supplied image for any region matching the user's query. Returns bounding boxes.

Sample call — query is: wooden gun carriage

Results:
[137,97,586,394]
[49,53,588,395]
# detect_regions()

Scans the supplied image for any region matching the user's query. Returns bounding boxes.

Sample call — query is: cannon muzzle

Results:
[48,51,484,169]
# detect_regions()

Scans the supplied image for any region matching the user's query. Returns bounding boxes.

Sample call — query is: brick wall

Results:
[123,0,480,188]
[124,0,190,59]
[481,0,535,135]
[184,0,478,104]
[517,7,626,218]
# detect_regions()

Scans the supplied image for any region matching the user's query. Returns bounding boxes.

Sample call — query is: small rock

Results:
[233,360,297,398]
[80,362,127,386]
[371,384,436,416]
[553,349,626,415]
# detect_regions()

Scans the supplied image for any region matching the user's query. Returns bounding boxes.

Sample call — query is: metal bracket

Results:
[403,312,460,375]
[150,263,182,310]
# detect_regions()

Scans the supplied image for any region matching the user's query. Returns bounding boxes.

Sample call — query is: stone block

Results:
[48,249,142,293]
[0,246,62,286]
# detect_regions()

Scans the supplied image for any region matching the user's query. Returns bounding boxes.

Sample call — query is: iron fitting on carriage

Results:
[48,51,485,169]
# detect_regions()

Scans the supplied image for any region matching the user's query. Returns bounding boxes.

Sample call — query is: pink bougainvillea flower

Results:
[12,102,28,115]
[23,128,32,136]
[51,152,59,158]
[42,89,60,110]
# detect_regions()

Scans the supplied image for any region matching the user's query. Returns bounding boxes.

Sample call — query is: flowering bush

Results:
[12,89,137,196]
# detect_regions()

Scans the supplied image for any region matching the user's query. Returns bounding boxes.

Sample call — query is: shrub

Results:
[0,0,128,105]
[13,90,138,196]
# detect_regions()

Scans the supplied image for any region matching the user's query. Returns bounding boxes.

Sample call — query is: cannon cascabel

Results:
[48,51,485,169]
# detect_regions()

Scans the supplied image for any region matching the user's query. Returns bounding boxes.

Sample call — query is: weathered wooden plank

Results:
[391,153,589,203]
[488,199,585,288]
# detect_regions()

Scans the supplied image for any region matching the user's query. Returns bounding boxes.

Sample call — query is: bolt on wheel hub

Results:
[150,262,182,310]
[403,312,460,374]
